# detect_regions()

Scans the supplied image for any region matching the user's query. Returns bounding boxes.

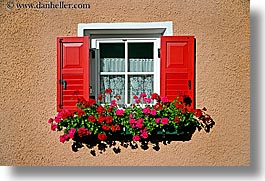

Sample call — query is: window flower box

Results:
[48,89,214,150]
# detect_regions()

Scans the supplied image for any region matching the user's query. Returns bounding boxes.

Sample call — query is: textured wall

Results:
[0,0,250,166]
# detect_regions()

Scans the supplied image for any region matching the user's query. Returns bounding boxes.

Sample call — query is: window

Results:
[57,22,195,111]
[95,39,159,104]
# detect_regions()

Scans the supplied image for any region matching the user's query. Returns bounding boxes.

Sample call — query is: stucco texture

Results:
[0,0,250,166]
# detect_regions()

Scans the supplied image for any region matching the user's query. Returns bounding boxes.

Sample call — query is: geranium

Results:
[98,94,105,101]
[115,109,125,116]
[161,118,169,125]
[105,88,112,94]
[161,96,169,103]
[98,133,107,141]
[88,115,96,123]
[140,93,147,98]
[151,93,159,100]
[51,124,57,131]
[132,135,140,141]
[68,128,76,139]
[49,90,214,149]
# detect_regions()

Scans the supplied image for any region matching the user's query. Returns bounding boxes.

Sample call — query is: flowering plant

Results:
[48,89,214,146]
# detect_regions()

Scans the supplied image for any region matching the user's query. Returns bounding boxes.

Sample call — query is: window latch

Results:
[59,80,67,90]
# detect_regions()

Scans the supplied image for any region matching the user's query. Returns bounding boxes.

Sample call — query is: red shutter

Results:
[160,36,195,108]
[57,37,89,111]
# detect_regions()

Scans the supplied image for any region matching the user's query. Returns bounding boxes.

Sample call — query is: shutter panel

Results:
[160,36,195,108]
[57,37,89,111]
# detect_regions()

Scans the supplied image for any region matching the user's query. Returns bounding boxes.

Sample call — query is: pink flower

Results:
[129,119,137,124]
[130,114,133,118]
[54,115,62,123]
[59,134,69,143]
[51,124,57,131]
[133,135,140,141]
[144,98,151,103]
[161,96,169,103]
[137,118,144,124]
[155,118,160,124]
[161,118,169,125]
[141,131,149,139]
[135,99,140,104]
[48,118,53,124]
[111,100,117,107]
[140,93,147,98]
[136,122,143,129]
[115,109,125,116]
[150,109,156,116]
[142,107,151,114]
[68,128,76,139]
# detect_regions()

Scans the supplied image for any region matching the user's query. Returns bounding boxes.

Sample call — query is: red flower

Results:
[174,116,180,124]
[77,110,86,117]
[78,127,91,138]
[111,124,120,132]
[98,133,107,141]
[96,106,105,115]
[154,102,163,110]
[106,116,113,124]
[107,107,112,112]
[86,99,96,107]
[48,118,54,124]
[98,116,105,124]
[151,93,159,100]
[195,109,203,117]
[133,95,138,99]
[97,94,105,101]
[61,109,73,119]
[88,115,96,123]
[102,125,110,131]
[105,88,112,94]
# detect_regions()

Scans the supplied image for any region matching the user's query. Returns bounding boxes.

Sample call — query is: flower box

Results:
[48,90,214,150]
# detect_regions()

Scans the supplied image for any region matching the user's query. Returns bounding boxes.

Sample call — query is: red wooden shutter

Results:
[57,37,89,111]
[160,36,195,108]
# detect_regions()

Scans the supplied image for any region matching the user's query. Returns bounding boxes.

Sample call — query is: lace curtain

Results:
[100,58,154,104]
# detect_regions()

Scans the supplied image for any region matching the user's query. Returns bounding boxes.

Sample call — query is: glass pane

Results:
[100,43,125,72]
[128,43,154,72]
[100,75,125,104]
[128,75,154,104]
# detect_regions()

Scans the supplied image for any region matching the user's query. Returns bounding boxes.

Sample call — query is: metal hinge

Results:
[59,80,67,90]
[158,48,160,58]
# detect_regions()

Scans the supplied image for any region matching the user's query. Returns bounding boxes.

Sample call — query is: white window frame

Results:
[96,38,159,104]
[77,21,173,101]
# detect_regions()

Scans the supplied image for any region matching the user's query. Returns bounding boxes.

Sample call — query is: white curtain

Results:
[100,58,154,104]
[100,75,125,104]
[129,58,154,72]
[101,58,125,72]
[128,75,153,104]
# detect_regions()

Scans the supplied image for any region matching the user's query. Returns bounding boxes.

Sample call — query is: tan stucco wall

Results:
[0,0,250,166]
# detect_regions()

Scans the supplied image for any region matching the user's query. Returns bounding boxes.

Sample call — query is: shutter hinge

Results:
[59,80,67,90]
[158,48,160,58]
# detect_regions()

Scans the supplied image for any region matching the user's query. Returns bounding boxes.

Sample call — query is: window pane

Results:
[128,75,154,104]
[100,43,125,72]
[128,43,154,72]
[100,75,125,104]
